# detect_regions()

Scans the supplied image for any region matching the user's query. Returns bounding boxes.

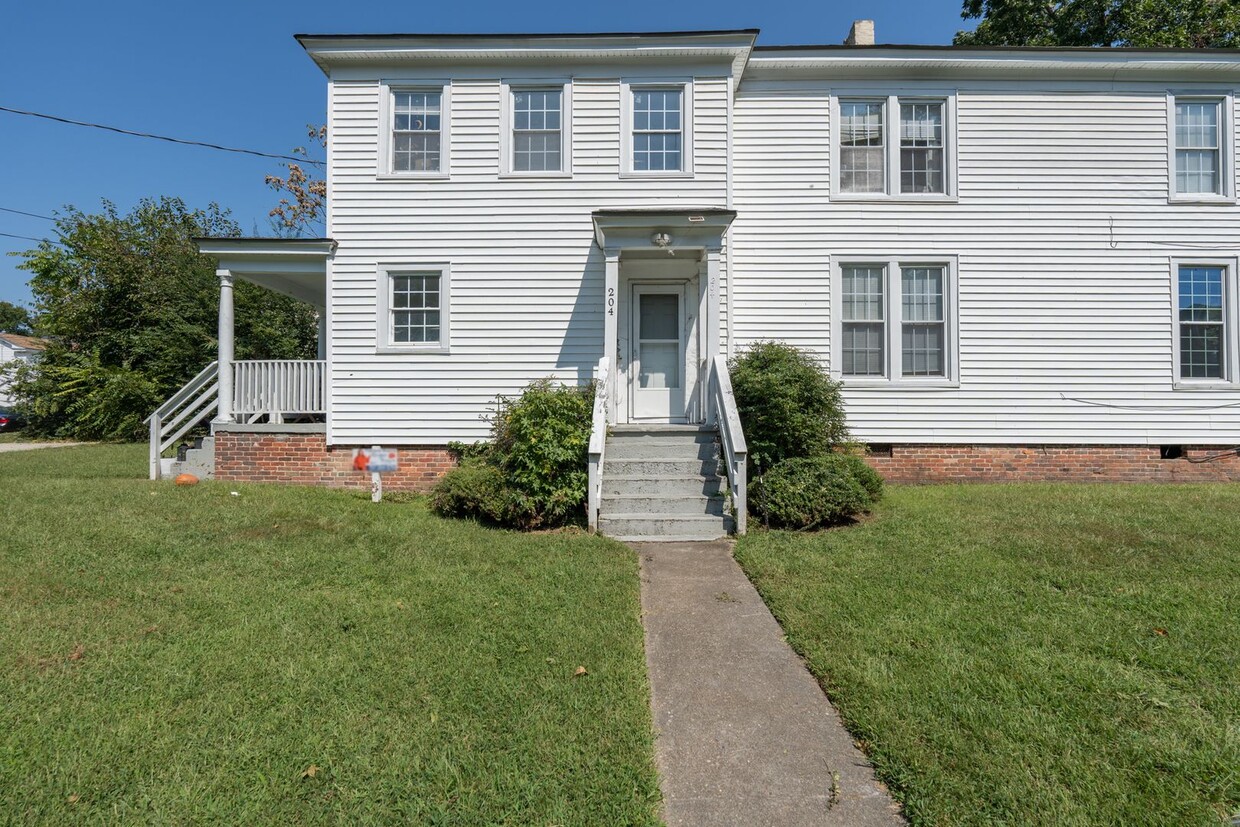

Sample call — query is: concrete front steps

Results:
[599,425,733,542]
[166,436,215,480]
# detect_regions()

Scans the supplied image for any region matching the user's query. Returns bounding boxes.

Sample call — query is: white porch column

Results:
[603,247,620,421]
[214,269,235,424]
[316,308,327,360]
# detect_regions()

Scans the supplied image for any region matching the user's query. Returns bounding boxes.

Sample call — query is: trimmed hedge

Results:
[750,454,883,530]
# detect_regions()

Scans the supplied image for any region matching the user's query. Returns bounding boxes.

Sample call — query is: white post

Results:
[149,413,161,480]
[215,269,236,423]
[704,245,721,361]
[316,308,327,360]
[603,248,620,422]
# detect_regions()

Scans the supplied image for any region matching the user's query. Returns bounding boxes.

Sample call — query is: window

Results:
[834,95,953,198]
[511,87,564,173]
[377,264,450,352]
[1173,98,1223,196]
[622,82,692,176]
[834,258,957,383]
[1175,262,1232,382]
[392,91,442,173]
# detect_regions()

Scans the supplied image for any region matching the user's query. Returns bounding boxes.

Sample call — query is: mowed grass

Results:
[736,484,1240,826]
[0,444,660,825]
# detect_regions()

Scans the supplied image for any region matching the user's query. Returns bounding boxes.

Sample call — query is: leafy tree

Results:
[13,197,317,440]
[956,0,1240,47]
[265,125,327,236]
[0,301,33,335]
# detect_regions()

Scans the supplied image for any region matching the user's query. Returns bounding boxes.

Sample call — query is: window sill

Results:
[498,171,573,180]
[1173,380,1238,390]
[376,345,451,356]
[831,194,959,204]
[840,379,960,390]
[618,171,695,181]
[376,172,450,182]
[1167,195,1236,206]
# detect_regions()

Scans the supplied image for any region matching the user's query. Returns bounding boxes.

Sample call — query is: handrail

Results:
[147,361,219,480]
[709,353,748,535]
[587,355,611,532]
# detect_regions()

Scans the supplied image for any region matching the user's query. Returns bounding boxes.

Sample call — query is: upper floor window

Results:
[835,257,957,384]
[1173,260,1239,385]
[623,82,692,176]
[835,95,954,199]
[392,91,443,173]
[512,88,564,173]
[1171,96,1230,199]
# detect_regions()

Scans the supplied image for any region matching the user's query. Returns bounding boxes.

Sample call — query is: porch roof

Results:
[195,237,334,307]
[591,207,736,252]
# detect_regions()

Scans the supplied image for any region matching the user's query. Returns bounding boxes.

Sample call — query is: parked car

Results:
[0,408,26,433]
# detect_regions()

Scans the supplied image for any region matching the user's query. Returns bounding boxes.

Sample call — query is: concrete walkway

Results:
[634,540,904,827]
[0,441,86,453]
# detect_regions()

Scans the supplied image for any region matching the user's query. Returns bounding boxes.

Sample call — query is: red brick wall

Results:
[214,432,456,491]
[863,444,1240,483]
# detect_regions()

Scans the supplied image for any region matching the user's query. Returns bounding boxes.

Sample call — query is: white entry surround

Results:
[592,208,734,425]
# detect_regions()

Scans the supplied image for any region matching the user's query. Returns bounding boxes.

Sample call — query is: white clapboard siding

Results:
[732,79,1240,444]
[328,73,732,445]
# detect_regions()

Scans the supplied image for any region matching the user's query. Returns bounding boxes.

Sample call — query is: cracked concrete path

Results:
[633,540,904,827]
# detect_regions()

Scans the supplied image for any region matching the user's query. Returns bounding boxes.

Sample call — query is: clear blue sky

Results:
[0,0,970,308]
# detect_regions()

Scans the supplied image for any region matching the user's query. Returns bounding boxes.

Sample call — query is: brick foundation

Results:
[214,431,456,491]
[863,444,1240,483]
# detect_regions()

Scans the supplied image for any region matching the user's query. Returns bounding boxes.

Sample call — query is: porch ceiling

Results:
[592,207,736,252]
[195,237,335,307]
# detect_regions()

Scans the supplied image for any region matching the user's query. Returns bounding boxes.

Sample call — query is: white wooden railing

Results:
[708,353,748,534]
[147,361,219,480]
[587,355,612,532]
[233,360,326,421]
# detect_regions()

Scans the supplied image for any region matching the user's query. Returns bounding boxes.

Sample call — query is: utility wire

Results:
[0,105,324,166]
[0,231,57,244]
[0,206,55,222]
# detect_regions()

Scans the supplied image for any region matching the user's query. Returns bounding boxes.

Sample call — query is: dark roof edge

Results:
[593,207,737,216]
[296,29,760,43]
[193,236,336,243]
[753,43,1240,55]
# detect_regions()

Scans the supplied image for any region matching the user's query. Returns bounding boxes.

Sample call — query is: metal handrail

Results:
[587,356,611,532]
[709,353,748,534]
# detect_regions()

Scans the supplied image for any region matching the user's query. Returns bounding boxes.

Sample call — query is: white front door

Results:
[631,284,687,421]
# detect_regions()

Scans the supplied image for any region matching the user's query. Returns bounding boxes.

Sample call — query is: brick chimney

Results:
[845,19,875,46]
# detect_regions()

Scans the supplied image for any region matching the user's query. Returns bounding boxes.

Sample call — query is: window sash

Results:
[1174,99,1223,195]
[839,101,885,194]
[512,89,563,173]
[838,96,950,197]
[900,102,945,194]
[838,260,953,381]
[393,91,442,173]
[841,265,887,376]
[391,273,442,344]
[632,88,684,172]
[1177,264,1228,380]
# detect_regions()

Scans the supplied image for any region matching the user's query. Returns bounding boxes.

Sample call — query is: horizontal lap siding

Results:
[732,82,1240,444]
[328,76,730,445]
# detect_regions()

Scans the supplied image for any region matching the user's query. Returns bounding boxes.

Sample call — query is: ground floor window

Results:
[376,263,451,353]
[1174,259,1238,385]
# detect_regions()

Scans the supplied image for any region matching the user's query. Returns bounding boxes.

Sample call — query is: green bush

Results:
[431,379,594,529]
[729,341,849,478]
[750,454,883,530]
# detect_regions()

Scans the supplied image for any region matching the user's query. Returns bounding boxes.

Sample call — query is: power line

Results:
[0,231,56,244]
[0,206,55,222]
[0,105,324,166]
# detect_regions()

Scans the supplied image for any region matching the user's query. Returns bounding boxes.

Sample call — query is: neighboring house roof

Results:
[0,333,46,352]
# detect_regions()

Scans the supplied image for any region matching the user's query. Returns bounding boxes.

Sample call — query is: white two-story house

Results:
[0,332,44,409]
[153,24,1240,538]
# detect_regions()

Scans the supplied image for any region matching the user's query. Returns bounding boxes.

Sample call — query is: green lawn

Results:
[736,484,1240,827]
[0,444,660,825]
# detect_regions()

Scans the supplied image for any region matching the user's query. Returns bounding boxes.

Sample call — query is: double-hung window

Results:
[1170,95,1232,200]
[624,83,691,175]
[835,95,953,198]
[1173,260,1238,385]
[391,90,443,173]
[378,264,451,352]
[506,86,568,174]
[836,258,957,383]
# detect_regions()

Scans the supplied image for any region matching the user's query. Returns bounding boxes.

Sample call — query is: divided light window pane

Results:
[900,103,945,194]
[839,101,885,193]
[513,89,562,172]
[393,92,442,172]
[1178,265,1225,379]
[841,265,886,375]
[901,267,946,376]
[1175,100,1221,195]
[633,88,683,172]
[392,273,441,344]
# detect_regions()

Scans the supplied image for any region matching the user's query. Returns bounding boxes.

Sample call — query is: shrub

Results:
[729,341,849,478]
[431,379,594,529]
[750,454,883,530]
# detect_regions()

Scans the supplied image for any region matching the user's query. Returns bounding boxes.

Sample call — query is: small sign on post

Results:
[353,447,399,503]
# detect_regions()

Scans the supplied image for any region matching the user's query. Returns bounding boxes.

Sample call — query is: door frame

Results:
[628,280,693,423]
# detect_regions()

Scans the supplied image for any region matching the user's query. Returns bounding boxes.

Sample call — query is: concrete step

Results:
[171,437,215,480]
[605,438,718,461]
[610,424,714,434]
[600,494,726,516]
[601,474,723,498]
[599,513,732,541]
[604,458,721,477]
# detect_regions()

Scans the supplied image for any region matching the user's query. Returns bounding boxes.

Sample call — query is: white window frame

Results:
[620,79,694,179]
[378,81,451,179]
[376,263,451,354]
[500,79,572,178]
[830,92,957,201]
[830,255,960,387]
[1167,92,1235,204]
[1171,256,1240,388]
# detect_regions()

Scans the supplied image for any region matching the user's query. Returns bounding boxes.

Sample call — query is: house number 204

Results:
[607,287,615,316]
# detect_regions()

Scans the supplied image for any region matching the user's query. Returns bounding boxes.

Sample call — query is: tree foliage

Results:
[0,301,33,335]
[13,197,317,440]
[265,125,327,236]
[956,0,1240,47]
